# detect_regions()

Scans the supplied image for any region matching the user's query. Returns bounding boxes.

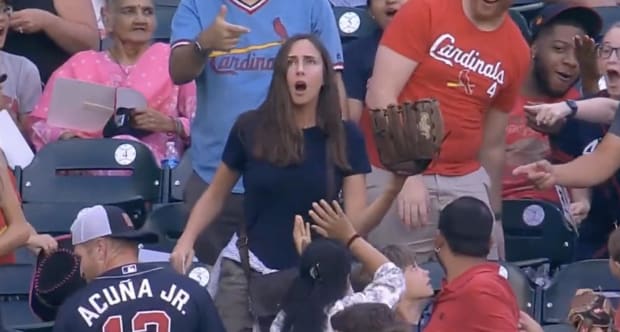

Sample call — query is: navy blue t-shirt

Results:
[342,29,382,102]
[53,263,225,332]
[223,116,371,269]
[550,96,620,244]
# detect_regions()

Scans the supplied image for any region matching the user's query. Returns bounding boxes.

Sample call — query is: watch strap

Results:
[565,99,578,118]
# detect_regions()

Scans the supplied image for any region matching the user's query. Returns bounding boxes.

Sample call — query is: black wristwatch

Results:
[565,99,578,118]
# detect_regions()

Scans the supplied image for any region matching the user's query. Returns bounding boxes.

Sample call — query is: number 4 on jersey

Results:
[486,82,498,98]
[103,311,171,332]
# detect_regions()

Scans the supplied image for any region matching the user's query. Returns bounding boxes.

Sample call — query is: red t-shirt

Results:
[425,263,520,332]
[503,89,581,202]
[361,0,530,175]
[0,168,18,265]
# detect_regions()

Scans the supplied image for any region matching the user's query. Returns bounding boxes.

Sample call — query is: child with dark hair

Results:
[271,201,405,332]
[330,303,397,332]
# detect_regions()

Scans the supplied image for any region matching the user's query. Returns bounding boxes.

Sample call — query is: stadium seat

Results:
[16,139,162,227]
[502,263,538,318]
[169,152,192,202]
[0,264,40,327]
[510,0,543,23]
[332,6,378,43]
[13,248,35,266]
[541,259,619,324]
[503,199,577,267]
[154,0,180,42]
[140,203,189,253]
[22,199,147,235]
[508,9,531,41]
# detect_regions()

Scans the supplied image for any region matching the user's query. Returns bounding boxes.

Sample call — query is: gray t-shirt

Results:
[0,50,42,114]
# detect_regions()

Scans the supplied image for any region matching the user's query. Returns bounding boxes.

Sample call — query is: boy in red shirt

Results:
[364,0,530,261]
[424,196,519,331]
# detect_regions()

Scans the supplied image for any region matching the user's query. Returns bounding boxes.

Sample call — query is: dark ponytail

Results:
[280,239,352,332]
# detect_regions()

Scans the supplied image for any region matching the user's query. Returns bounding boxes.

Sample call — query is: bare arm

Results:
[480,108,509,215]
[571,97,617,124]
[0,155,30,256]
[527,97,618,125]
[342,174,400,235]
[365,46,418,110]
[554,133,620,187]
[178,163,240,244]
[169,44,209,85]
[46,0,99,53]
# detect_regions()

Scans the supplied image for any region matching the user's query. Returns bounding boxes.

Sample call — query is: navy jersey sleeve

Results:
[343,121,371,176]
[343,42,368,101]
[221,118,247,172]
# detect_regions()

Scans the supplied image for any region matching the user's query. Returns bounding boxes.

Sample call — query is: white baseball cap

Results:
[70,205,159,245]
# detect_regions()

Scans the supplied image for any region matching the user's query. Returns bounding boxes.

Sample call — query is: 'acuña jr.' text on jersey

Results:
[53,263,225,332]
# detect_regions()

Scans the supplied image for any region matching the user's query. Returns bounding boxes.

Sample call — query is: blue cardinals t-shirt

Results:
[222,114,370,269]
[170,0,344,194]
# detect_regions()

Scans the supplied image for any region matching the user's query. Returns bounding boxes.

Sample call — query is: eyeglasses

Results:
[598,44,620,60]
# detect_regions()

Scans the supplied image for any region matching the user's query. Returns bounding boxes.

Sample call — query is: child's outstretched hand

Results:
[309,200,356,243]
[293,215,312,255]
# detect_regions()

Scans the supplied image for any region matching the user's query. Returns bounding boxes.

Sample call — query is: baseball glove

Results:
[568,289,618,332]
[370,99,444,176]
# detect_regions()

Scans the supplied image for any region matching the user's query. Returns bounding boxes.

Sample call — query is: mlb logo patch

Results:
[122,264,138,275]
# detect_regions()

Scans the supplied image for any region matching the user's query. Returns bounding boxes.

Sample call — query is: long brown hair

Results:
[237,34,350,171]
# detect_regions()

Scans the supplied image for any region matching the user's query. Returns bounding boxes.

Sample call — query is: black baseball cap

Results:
[70,205,159,245]
[530,3,603,41]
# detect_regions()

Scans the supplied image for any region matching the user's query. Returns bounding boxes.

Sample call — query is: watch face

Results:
[339,12,361,34]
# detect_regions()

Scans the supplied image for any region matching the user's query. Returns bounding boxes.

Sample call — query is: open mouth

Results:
[294,81,307,92]
[607,68,620,80]
[385,8,398,17]
[555,71,574,83]
[132,26,147,31]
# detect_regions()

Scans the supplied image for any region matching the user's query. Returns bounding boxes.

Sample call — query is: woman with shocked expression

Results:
[171,35,403,331]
